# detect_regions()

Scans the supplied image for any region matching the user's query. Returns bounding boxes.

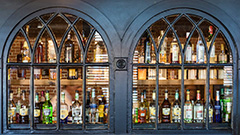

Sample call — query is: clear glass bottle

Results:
[196,36,205,63]
[90,88,97,123]
[161,89,171,123]
[8,90,16,124]
[42,90,53,124]
[172,89,181,123]
[218,44,227,63]
[72,90,82,124]
[94,43,102,62]
[149,90,156,123]
[184,89,193,123]
[194,90,204,123]
[159,30,167,63]
[185,32,192,63]
[22,41,30,63]
[34,92,41,124]
[20,90,29,124]
[170,33,179,64]
[60,92,68,124]
[144,34,151,63]
[150,45,156,64]
[138,45,145,63]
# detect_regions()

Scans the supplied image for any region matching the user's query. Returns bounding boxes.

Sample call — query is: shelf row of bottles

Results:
[132,88,232,124]
[8,88,109,125]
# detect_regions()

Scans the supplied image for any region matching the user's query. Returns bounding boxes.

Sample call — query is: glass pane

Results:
[173,16,194,45]
[209,66,232,129]
[23,18,43,48]
[74,19,92,47]
[187,14,202,24]
[33,67,57,129]
[8,31,31,63]
[48,15,69,47]
[158,67,181,129]
[210,31,232,64]
[159,29,181,64]
[60,30,83,63]
[86,66,109,129]
[199,20,217,48]
[40,13,54,23]
[59,67,83,129]
[35,30,57,63]
[8,67,30,129]
[133,31,156,64]
[86,32,108,63]
[149,18,168,48]
[166,14,180,24]
[133,66,156,129]
[63,13,77,23]
[184,67,206,129]
[184,30,207,64]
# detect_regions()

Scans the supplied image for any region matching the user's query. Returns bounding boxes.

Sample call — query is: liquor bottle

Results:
[149,90,156,123]
[159,30,167,63]
[161,89,171,123]
[144,34,151,63]
[218,44,227,63]
[8,90,16,124]
[150,45,156,64]
[138,92,147,123]
[15,88,21,123]
[60,92,68,124]
[90,88,97,123]
[65,33,74,63]
[192,44,196,63]
[40,91,45,123]
[94,43,103,62]
[17,42,23,63]
[184,89,193,123]
[67,68,78,79]
[196,36,205,63]
[98,95,105,123]
[223,88,232,123]
[169,33,179,63]
[138,43,145,63]
[194,90,204,123]
[42,90,53,124]
[204,89,213,123]
[22,41,30,63]
[34,92,41,124]
[85,90,91,123]
[172,89,181,123]
[185,32,192,63]
[220,88,224,119]
[214,90,222,123]
[72,90,82,124]
[34,41,43,80]
[20,90,29,124]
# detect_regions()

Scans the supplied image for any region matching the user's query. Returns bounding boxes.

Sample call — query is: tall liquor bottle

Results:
[42,90,53,124]
[22,41,30,63]
[172,89,181,123]
[220,88,224,119]
[20,90,29,124]
[214,90,222,123]
[149,90,156,123]
[159,30,167,63]
[218,44,227,63]
[90,88,97,123]
[15,88,21,123]
[150,45,156,64]
[161,89,171,123]
[65,33,74,63]
[8,90,16,124]
[144,34,151,63]
[85,90,91,123]
[34,41,43,79]
[98,95,105,123]
[72,90,82,124]
[34,92,41,124]
[169,33,179,64]
[185,32,192,63]
[196,36,205,63]
[60,92,68,124]
[204,89,213,123]
[194,90,204,123]
[17,43,26,79]
[184,89,193,123]
[138,92,147,123]
[223,88,232,123]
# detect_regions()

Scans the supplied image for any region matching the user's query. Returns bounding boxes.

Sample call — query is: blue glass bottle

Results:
[214,91,222,123]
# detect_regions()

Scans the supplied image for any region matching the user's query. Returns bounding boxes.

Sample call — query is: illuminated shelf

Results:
[135,79,223,86]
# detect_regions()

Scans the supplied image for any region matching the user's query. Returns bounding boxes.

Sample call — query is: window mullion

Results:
[30,66,34,130]
[56,65,60,130]
[155,65,159,130]
[82,65,86,130]
[181,64,185,130]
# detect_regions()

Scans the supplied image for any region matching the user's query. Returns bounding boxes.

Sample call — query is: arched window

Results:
[132,13,233,130]
[7,12,110,131]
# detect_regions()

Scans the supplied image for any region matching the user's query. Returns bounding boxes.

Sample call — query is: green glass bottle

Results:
[42,90,53,124]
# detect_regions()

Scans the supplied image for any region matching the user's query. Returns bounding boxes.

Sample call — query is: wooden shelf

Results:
[135,79,223,86]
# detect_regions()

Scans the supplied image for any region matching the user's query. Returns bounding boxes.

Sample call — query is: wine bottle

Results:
[161,89,171,123]
[34,92,41,124]
[20,90,29,124]
[172,89,181,123]
[194,90,204,123]
[8,90,16,124]
[184,89,192,123]
[214,90,222,123]
[72,90,82,124]
[42,90,53,124]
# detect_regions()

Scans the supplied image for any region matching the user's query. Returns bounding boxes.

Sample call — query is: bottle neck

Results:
[165,92,168,100]
[61,94,65,103]
[75,93,79,101]
[35,94,39,103]
[197,92,201,100]
[17,89,21,97]
[175,92,179,100]
[152,92,156,101]
[22,92,26,101]
[216,91,220,101]
[9,93,13,101]
[186,92,190,101]
[45,93,50,101]
[141,94,144,103]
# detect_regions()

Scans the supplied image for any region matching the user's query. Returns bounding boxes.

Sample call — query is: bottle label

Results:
[43,108,51,116]
[194,106,203,119]
[162,108,170,115]
[186,46,192,61]
[215,105,221,115]
[173,107,181,116]
[149,106,156,118]
[60,109,68,120]
[172,45,178,62]
[8,107,16,116]
[209,108,213,118]
[138,109,146,123]
[34,109,40,117]
[98,105,105,118]
[185,106,192,119]
[227,102,231,113]
[20,108,28,116]
[72,107,81,117]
